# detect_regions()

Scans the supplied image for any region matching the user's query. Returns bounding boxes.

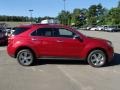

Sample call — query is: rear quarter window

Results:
[12,27,30,35]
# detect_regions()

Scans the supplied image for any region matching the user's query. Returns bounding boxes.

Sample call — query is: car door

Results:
[31,27,63,57]
[53,28,85,58]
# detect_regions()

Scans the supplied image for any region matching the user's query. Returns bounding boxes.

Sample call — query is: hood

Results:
[86,36,108,42]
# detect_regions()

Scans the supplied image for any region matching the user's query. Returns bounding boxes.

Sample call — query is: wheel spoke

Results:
[24,52,28,57]
[19,54,24,61]
[97,53,102,59]
[26,56,32,60]
[91,59,97,63]
[21,59,26,64]
[92,54,97,59]
[21,55,25,59]
[24,59,30,64]
[95,60,100,65]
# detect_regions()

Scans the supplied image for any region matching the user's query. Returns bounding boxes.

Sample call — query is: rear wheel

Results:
[17,49,35,66]
[87,50,107,67]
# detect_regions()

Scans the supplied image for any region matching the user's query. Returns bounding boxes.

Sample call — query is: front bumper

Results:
[107,46,114,62]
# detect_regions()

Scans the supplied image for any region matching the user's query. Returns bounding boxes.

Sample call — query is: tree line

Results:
[0,15,55,22]
[0,15,30,22]
[57,1,120,27]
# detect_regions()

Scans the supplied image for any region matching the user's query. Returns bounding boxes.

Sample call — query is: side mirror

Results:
[73,35,83,42]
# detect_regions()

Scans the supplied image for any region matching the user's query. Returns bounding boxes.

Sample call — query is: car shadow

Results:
[35,59,88,66]
[0,44,7,46]
[34,53,120,67]
[108,53,120,66]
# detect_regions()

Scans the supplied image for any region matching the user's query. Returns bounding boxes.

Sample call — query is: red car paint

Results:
[7,24,114,64]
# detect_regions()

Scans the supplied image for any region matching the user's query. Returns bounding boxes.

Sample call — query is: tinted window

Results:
[53,28,74,38]
[12,27,30,35]
[31,28,53,37]
[31,30,37,36]
[59,29,73,36]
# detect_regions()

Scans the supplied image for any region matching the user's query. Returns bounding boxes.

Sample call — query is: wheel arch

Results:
[15,46,36,58]
[85,47,108,62]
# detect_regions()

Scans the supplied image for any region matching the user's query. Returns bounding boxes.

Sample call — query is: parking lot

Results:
[0,30,120,90]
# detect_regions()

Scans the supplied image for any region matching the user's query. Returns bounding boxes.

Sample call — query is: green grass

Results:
[0,21,32,27]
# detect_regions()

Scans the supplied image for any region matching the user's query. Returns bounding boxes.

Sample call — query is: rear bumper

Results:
[7,44,16,58]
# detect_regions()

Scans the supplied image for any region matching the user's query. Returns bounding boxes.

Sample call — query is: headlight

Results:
[107,41,113,47]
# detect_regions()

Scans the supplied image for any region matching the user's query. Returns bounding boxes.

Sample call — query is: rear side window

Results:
[12,27,30,35]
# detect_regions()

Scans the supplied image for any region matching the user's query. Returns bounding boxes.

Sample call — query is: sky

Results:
[0,0,119,17]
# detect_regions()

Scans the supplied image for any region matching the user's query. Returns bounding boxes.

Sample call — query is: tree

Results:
[57,10,71,25]
[80,8,88,26]
[0,15,32,22]
[37,17,42,23]
[106,8,120,25]
[118,0,120,8]
[71,8,81,26]
[87,4,105,25]
[71,8,86,27]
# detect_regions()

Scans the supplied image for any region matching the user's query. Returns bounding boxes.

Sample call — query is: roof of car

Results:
[17,23,68,28]
[32,23,66,27]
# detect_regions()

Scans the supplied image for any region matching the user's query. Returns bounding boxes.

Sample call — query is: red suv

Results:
[7,24,114,67]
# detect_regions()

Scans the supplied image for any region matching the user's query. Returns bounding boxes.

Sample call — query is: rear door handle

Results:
[31,38,38,41]
[56,40,64,43]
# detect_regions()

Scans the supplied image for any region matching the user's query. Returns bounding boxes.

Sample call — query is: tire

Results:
[17,49,35,66]
[87,50,107,67]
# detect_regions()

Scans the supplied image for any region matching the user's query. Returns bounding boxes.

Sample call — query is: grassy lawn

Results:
[0,21,32,27]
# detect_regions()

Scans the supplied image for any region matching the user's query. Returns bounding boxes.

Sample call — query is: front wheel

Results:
[87,50,107,67]
[17,49,35,66]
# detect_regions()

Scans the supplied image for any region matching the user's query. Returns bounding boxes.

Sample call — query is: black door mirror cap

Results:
[73,35,83,42]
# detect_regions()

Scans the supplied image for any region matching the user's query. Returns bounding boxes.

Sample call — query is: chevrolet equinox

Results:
[7,24,114,67]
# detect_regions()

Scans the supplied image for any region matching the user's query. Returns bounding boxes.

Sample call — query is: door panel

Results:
[55,37,84,58]
[31,36,63,57]
[52,27,85,58]
[30,27,63,57]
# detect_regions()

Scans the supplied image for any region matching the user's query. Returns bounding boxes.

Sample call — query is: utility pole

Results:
[63,0,66,11]
[63,0,67,25]
[28,9,34,23]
